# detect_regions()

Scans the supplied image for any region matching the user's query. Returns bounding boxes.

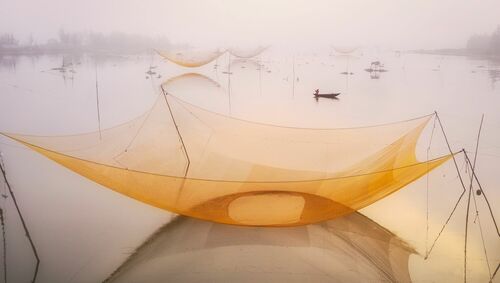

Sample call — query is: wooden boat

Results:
[314,92,340,99]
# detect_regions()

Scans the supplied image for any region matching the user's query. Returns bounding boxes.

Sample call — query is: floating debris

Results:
[365,61,388,79]
[370,61,384,68]
[365,68,388,73]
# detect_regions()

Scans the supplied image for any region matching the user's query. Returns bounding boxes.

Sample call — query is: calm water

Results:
[0,49,499,282]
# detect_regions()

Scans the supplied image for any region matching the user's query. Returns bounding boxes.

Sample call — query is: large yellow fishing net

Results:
[1,77,452,226]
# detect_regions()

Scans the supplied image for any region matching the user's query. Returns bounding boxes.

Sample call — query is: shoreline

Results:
[0,48,150,56]
[407,48,500,61]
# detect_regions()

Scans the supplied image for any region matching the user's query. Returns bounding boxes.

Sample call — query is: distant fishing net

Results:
[1,78,453,226]
[228,46,267,58]
[156,48,224,67]
[156,46,266,67]
[332,46,359,54]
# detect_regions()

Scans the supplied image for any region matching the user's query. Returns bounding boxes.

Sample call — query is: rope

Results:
[227,53,232,115]
[463,114,484,283]
[95,64,102,140]
[167,93,435,130]
[160,86,190,176]
[463,152,500,237]
[112,91,164,163]
[166,97,216,170]
[425,115,437,255]
[464,154,498,283]
[0,155,40,283]
[464,183,472,283]
[425,112,469,259]
[463,150,500,283]
[492,263,499,282]
[434,112,468,193]
[0,208,6,283]
[1,156,8,283]
[168,95,215,132]
[468,167,492,280]
[160,86,191,206]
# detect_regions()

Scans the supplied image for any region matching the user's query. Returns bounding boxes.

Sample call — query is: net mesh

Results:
[1,81,452,226]
[156,48,224,67]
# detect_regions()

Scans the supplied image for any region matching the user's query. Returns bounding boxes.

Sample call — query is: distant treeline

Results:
[466,25,500,56]
[0,30,175,55]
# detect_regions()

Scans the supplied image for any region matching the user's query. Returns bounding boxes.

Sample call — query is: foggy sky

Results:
[1,0,499,49]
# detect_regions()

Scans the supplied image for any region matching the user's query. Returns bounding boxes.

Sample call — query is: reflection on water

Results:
[489,69,500,85]
[107,213,415,283]
[0,50,499,282]
[0,55,18,70]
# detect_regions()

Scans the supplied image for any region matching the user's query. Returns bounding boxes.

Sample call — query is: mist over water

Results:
[2,0,500,49]
[0,1,499,283]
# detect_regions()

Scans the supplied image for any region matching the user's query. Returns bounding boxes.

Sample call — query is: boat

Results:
[314,92,340,99]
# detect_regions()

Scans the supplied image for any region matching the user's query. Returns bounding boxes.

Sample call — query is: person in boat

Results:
[314,89,319,95]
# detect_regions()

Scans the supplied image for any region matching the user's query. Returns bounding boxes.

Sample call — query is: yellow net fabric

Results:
[1,83,452,226]
[156,48,224,67]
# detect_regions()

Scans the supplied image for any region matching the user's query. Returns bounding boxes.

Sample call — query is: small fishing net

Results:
[156,48,224,67]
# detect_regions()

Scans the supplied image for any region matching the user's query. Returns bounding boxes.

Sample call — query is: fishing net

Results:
[228,46,267,58]
[1,78,453,226]
[332,46,359,54]
[156,48,224,67]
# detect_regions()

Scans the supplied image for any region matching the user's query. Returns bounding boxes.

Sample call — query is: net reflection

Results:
[106,213,415,283]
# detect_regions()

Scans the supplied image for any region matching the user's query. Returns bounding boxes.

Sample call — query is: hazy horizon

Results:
[1,2,500,282]
[1,0,500,50]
